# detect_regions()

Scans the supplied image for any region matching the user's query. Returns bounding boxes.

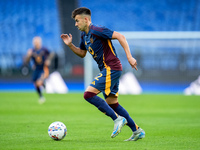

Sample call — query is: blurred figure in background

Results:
[24,36,54,104]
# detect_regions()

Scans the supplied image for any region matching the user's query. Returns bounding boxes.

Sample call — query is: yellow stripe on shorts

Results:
[105,66,111,96]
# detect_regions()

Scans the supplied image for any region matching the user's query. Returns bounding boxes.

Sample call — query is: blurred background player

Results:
[61,7,145,141]
[24,36,54,104]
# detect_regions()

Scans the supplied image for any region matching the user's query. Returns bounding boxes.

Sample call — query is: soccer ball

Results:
[48,121,67,140]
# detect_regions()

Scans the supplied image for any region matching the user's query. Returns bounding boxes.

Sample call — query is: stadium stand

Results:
[0,0,62,72]
[80,0,200,88]
[0,0,200,92]
[81,0,200,31]
[1,0,199,72]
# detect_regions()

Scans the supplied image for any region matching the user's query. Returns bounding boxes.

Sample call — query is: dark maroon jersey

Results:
[31,47,50,70]
[79,24,122,71]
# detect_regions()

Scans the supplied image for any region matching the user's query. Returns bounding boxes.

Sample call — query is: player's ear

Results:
[84,16,88,22]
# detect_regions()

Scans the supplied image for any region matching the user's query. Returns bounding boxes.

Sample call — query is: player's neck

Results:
[34,46,41,50]
[85,22,92,34]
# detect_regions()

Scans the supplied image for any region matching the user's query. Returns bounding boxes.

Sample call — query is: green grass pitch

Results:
[0,92,200,150]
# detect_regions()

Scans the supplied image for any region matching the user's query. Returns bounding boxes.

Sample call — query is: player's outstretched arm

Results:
[61,34,87,58]
[45,52,55,67]
[112,31,138,70]
[24,49,32,64]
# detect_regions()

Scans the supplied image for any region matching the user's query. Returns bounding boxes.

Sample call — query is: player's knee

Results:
[83,91,96,100]
[36,80,43,87]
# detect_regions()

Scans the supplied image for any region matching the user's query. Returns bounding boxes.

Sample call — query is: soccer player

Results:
[24,36,54,104]
[61,7,145,141]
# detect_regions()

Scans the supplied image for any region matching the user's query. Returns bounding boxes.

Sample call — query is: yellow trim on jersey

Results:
[105,66,111,96]
[107,40,116,56]
[103,53,107,67]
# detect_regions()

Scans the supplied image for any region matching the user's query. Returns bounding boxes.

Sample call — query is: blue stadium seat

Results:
[0,0,200,73]
[0,0,62,70]
[80,0,200,31]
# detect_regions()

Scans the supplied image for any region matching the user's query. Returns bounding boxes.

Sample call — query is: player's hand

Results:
[128,57,138,70]
[60,34,72,46]
[27,49,32,56]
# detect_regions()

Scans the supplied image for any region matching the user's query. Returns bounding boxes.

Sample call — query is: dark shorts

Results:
[32,66,49,82]
[90,67,122,99]
[32,69,44,82]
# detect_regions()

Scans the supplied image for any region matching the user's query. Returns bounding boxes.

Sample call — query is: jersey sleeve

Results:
[42,47,50,60]
[44,47,50,56]
[92,26,114,40]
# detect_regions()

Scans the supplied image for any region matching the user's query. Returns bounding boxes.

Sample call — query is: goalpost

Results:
[118,31,200,39]
[84,31,200,89]
[84,53,93,89]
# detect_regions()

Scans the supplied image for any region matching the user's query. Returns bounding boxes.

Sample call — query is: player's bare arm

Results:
[60,33,87,58]
[112,31,138,70]
[45,52,55,66]
[24,49,32,64]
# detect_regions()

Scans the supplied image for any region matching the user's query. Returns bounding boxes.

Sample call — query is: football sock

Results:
[43,83,46,88]
[84,91,118,120]
[109,103,138,132]
[36,86,42,98]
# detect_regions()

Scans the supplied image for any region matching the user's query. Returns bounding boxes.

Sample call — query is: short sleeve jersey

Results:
[79,24,122,71]
[31,47,50,70]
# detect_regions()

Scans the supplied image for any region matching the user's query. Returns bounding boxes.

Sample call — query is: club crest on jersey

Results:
[90,37,93,44]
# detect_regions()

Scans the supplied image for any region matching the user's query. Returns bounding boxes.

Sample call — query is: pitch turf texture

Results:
[0,93,199,150]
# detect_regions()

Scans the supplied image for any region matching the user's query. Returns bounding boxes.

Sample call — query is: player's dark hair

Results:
[72,7,91,18]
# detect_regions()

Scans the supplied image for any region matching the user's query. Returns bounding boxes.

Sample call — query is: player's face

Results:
[33,36,42,50]
[74,15,87,31]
